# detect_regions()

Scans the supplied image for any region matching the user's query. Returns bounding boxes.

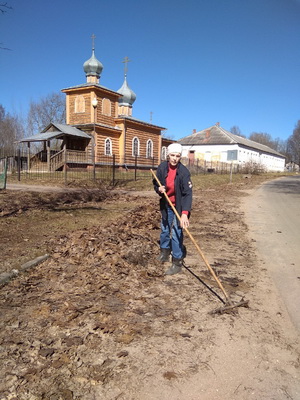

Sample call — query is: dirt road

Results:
[243,176,300,331]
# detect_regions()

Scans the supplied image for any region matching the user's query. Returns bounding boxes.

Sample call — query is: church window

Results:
[161,146,167,160]
[102,98,111,116]
[74,95,85,113]
[146,139,153,158]
[105,138,112,156]
[132,137,140,157]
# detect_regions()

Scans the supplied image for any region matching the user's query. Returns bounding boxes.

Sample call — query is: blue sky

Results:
[1,0,300,141]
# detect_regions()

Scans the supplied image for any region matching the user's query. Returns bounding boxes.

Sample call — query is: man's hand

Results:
[158,185,166,193]
[180,213,189,229]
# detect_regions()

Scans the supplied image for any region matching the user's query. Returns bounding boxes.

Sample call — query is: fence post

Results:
[27,142,30,172]
[47,140,51,172]
[230,162,233,183]
[112,154,115,186]
[92,141,96,181]
[64,145,67,185]
[134,155,137,181]
[17,149,21,181]
[5,157,8,188]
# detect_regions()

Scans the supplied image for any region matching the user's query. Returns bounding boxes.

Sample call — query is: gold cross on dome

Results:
[122,56,131,76]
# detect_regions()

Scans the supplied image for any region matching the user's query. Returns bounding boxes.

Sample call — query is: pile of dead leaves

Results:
[0,188,110,217]
[0,202,173,399]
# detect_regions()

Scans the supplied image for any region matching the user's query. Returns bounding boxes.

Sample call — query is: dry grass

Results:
[118,171,290,191]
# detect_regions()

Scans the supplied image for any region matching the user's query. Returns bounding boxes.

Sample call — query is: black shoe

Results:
[165,258,182,275]
[157,248,171,263]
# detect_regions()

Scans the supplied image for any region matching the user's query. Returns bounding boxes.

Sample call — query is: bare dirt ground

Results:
[0,178,299,400]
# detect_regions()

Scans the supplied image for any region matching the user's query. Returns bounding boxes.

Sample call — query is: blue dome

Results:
[117,76,136,106]
[83,49,103,78]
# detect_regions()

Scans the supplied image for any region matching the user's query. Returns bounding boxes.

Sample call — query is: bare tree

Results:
[0,105,24,155]
[287,121,300,166]
[230,125,245,137]
[0,2,11,12]
[0,104,5,121]
[0,2,12,50]
[272,137,287,155]
[161,132,175,140]
[27,92,66,136]
[249,132,288,156]
[249,132,276,148]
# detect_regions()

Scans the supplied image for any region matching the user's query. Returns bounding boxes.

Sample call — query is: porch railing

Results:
[50,150,65,171]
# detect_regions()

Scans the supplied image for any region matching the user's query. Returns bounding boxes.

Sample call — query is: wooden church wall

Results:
[95,131,120,158]
[68,92,92,125]
[125,124,160,160]
[96,96,118,127]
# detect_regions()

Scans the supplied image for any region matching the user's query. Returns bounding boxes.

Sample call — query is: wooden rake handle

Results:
[150,169,230,301]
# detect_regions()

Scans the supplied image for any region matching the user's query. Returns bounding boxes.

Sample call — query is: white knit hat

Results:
[167,143,182,155]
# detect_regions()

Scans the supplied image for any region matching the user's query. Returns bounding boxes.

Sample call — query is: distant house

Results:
[178,124,285,172]
[286,162,299,172]
[19,45,166,171]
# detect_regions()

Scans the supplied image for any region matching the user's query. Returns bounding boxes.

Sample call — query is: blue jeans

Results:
[160,207,183,259]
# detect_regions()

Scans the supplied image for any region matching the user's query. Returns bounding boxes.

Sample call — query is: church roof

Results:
[178,125,284,158]
[61,83,121,98]
[19,123,91,142]
[115,115,166,130]
[75,122,122,132]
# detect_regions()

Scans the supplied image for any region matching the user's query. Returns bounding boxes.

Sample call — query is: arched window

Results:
[102,98,111,116]
[146,139,153,158]
[74,95,85,113]
[161,146,167,160]
[132,137,140,157]
[105,138,112,156]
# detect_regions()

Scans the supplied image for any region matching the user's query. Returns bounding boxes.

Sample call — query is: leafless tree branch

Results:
[0,42,11,50]
[0,2,12,13]
[1,3,12,50]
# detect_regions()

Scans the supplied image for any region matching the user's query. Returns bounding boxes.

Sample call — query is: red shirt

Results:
[166,164,189,215]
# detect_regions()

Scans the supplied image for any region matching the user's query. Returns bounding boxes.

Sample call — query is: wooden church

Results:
[20,41,167,171]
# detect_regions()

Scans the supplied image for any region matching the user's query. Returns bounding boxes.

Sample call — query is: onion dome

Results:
[83,49,103,80]
[117,76,136,107]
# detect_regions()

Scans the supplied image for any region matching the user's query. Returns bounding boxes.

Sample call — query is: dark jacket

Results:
[153,161,193,219]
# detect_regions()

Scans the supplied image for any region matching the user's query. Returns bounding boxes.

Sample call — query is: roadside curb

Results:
[0,254,49,287]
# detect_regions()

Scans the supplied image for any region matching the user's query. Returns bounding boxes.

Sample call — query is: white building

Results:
[177,124,285,172]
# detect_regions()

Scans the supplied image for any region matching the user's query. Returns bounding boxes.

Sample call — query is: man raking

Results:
[153,143,193,275]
